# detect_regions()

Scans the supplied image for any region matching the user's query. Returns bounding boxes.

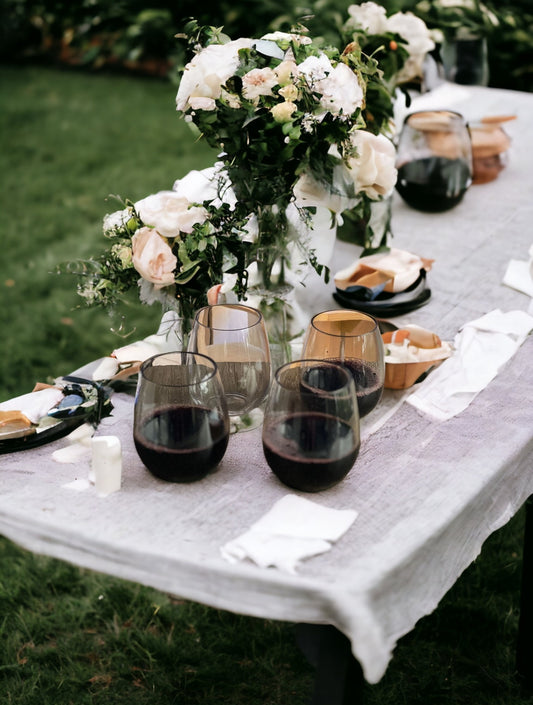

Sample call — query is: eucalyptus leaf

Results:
[251,39,285,60]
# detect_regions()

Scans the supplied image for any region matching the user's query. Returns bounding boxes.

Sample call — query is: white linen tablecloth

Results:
[1,84,533,684]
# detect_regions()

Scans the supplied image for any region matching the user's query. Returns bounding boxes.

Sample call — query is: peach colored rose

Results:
[131,227,177,288]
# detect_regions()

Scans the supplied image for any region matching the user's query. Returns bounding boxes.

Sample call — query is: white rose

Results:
[298,54,364,117]
[173,164,237,210]
[135,191,207,239]
[346,2,388,34]
[242,67,279,101]
[342,132,398,200]
[176,38,252,112]
[131,227,177,288]
[279,84,299,101]
[386,12,435,83]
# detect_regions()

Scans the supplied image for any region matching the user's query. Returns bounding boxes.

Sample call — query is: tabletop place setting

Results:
[3,3,533,698]
[129,302,391,493]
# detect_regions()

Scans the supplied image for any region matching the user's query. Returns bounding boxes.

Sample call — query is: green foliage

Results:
[1,0,531,91]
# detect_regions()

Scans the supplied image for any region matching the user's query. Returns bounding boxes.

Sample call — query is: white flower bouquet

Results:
[69,21,398,329]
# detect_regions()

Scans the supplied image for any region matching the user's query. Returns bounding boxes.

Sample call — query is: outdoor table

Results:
[1,84,532,704]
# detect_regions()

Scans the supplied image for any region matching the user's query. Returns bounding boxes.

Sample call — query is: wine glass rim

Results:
[310,310,379,337]
[194,303,264,331]
[140,351,219,386]
[405,109,467,127]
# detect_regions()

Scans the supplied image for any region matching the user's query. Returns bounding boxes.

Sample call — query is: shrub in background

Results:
[0,0,531,89]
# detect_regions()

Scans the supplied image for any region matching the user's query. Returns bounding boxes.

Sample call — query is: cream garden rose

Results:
[271,101,297,123]
[131,227,177,288]
[342,131,398,200]
[176,38,252,112]
[135,191,208,239]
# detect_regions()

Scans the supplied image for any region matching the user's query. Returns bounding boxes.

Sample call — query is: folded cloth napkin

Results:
[407,309,533,421]
[221,494,358,574]
[0,387,64,424]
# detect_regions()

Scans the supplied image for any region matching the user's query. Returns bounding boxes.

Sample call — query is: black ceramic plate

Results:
[333,270,431,317]
[0,376,112,455]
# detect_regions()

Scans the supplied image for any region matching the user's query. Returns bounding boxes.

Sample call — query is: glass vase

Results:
[336,197,392,254]
[440,35,489,87]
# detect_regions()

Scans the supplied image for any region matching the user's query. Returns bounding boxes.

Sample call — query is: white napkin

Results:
[221,494,358,574]
[0,387,64,424]
[502,245,533,297]
[408,309,533,421]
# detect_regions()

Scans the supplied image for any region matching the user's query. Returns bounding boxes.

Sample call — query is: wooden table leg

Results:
[517,494,533,690]
[294,624,365,705]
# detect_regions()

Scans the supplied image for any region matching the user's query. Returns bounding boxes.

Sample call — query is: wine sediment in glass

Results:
[134,404,229,482]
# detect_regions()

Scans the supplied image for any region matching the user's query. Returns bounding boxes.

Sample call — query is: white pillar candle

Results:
[91,436,122,496]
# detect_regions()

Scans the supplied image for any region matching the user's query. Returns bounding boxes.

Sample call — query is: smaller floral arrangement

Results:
[341,2,435,103]
[413,0,499,42]
[73,187,251,325]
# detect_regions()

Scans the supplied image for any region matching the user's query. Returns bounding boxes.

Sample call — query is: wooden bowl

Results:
[384,358,444,390]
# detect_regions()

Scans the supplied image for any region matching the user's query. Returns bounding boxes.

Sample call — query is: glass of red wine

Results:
[262,359,360,492]
[187,304,271,418]
[302,309,385,418]
[395,110,473,212]
[133,352,230,482]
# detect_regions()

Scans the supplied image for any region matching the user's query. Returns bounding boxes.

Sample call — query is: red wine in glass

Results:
[262,360,360,492]
[396,156,471,212]
[327,358,384,418]
[263,412,360,492]
[133,352,230,483]
[302,310,385,418]
[134,404,229,482]
[395,110,472,213]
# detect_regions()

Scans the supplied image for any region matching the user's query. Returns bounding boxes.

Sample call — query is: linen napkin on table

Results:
[221,494,358,574]
[407,309,533,421]
[502,244,533,298]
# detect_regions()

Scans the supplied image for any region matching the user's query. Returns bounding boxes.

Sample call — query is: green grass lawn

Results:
[0,65,531,704]
[0,65,216,401]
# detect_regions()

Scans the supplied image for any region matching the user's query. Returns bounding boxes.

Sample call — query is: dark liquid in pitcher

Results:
[134,404,228,482]
[396,156,471,212]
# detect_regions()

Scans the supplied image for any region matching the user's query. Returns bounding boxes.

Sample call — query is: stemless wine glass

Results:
[262,359,360,492]
[395,110,473,212]
[133,352,230,482]
[187,304,271,417]
[302,309,385,418]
